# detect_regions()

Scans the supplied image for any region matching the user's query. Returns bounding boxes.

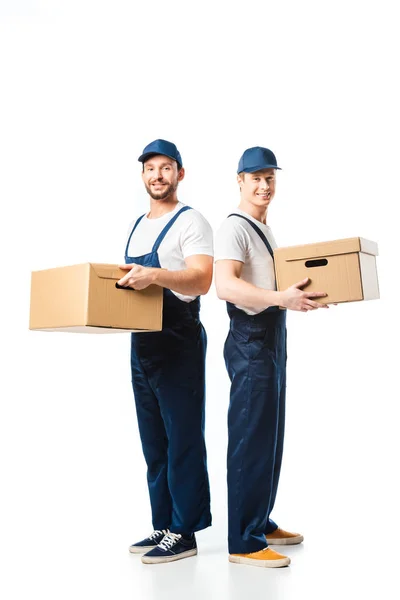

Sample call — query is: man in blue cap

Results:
[214,146,328,568]
[118,139,213,564]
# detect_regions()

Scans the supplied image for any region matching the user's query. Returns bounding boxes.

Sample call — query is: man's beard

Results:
[145,181,178,200]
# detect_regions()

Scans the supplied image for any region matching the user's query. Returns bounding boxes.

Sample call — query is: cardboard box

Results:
[273,237,379,304]
[29,263,163,332]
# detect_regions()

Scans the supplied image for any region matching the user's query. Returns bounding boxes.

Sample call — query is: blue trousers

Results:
[225,304,287,554]
[130,295,211,534]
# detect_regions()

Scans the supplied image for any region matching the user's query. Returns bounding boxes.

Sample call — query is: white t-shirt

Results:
[214,209,277,315]
[125,201,213,303]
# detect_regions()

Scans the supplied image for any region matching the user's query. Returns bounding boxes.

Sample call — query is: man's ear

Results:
[178,167,185,182]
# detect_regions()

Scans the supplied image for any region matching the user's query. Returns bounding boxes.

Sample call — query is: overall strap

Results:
[228,213,274,259]
[152,206,192,253]
[124,214,146,256]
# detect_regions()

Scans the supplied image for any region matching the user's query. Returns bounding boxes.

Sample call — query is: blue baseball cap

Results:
[138,139,183,167]
[237,146,281,174]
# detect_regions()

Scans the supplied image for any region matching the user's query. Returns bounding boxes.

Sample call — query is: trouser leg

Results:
[226,331,284,554]
[131,344,172,530]
[156,324,211,534]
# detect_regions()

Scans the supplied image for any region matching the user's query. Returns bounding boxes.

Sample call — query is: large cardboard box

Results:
[29,263,163,332]
[273,237,379,304]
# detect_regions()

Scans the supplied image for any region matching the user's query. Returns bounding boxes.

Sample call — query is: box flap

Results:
[89,263,126,281]
[273,237,378,262]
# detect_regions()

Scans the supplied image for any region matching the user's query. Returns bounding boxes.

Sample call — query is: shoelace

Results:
[148,529,168,541]
[158,532,181,551]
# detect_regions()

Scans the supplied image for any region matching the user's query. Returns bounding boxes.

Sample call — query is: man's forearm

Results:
[217,276,281,311]
[153,267,211,296]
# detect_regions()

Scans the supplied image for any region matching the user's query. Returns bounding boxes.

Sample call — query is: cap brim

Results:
[239,164,282,173]
[138,151,180,164]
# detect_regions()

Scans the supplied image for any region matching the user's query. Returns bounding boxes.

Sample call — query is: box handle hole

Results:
[305,258,328,268]
[115,282,136,290]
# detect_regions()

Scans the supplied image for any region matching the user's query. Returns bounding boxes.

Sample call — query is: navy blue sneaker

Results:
[141,532,197,564]
[129,529,169,554]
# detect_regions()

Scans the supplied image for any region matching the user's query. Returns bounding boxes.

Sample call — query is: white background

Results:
[1,1,399,599]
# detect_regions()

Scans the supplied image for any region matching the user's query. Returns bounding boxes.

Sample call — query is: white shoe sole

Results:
[129,545,155,554]
[141,548,198,564]
[229,554,290,568]
[265,534,304,545]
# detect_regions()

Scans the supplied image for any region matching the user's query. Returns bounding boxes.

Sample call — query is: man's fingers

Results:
[118,265,139,286]
[305,291,328,299]
[294,277,310,289]
[306,300,329,309]
[117,273,132,286]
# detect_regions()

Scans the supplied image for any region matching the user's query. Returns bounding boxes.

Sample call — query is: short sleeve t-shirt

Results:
[214,209,277,315]
[125,201,213,303]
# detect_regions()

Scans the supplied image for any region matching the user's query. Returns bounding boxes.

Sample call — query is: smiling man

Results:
[215,146,328,568]
[119,139,213,564]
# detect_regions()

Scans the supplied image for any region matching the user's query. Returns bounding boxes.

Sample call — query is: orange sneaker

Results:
[229,547,290,568]
[266,527,304,545]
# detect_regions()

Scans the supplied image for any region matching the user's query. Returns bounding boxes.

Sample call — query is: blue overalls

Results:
[224,214,287,554]
[125,205,211,535]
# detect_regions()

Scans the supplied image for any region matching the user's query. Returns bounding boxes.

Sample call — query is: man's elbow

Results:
[198,274,213,296]
[215,281,229,301]
[194,268,213,296]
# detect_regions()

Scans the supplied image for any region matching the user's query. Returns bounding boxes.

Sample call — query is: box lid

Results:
[273,237,378,262]
[89,263,127,280]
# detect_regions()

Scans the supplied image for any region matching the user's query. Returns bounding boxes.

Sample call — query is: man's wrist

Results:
[151,267,168,285]
[275,290,284,308]
[151,268,160,284]
[261,289,282,308]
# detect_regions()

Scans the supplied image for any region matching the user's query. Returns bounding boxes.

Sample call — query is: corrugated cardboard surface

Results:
[273,237,379,304]
[30,264,90,329]
[274,237,378,262]
[30,263,163,332]
[87,264,162,331]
